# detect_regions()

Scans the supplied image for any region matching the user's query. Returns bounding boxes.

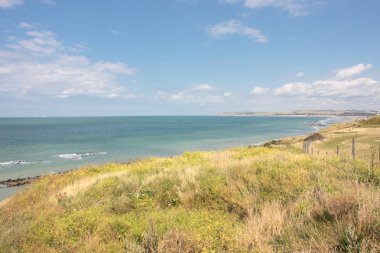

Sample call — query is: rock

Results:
[304,133,324,142]
[0,176,41,187]
[263,139,283,148]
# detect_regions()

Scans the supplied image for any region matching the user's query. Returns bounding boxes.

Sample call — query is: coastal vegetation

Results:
[0,117,380,252]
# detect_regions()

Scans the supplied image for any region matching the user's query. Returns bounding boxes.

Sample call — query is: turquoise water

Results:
[0,116,328,199]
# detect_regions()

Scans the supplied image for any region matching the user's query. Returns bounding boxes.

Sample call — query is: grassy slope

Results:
[281,116,380,162]
[316,116,380,160]
[0,118,380,252]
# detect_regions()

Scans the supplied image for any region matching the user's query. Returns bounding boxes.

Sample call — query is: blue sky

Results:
[0,0,379,116]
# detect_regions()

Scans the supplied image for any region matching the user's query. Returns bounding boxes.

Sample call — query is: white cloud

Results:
[156,91,168,98]
[19,22,35,30]
[296,72,304,77]
[311,78,378,98]
[244,63,380,110]
[170,92,186,101]
[158,84,231,104]
[11,30,64,55]
[164,83,221,103]
[274,64,379,99]
[192,84,218,91]
[220,0,309,16]
[0,0,23,9]
[209,19,268,43]
[0,50,22,60]
[168,92,225,104]
[335,63,372,80]
[251,86,268,95]
[274,82,310,96]
[93,61,136,75]
[0,66,12,74]
[244,0,306,16]
[0,24,136,99]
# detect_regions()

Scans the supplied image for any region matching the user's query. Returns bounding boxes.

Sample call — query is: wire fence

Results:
[303,138,380,168]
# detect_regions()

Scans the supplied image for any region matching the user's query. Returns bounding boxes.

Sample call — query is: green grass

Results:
[1,121,380,252]
[320,135,356,149]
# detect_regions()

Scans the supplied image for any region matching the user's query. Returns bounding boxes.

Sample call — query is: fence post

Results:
[303,140,311,154]
[336,145,339,156]
[352,138,356,159]
[370,146,375,172]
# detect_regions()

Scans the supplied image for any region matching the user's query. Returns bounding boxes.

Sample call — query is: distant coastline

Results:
[220,109,379,117]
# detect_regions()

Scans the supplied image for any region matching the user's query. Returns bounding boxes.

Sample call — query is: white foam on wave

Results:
[307,117,338,131]
[56,152,107,160]
[57,154,83,160]
[0,160,36,167]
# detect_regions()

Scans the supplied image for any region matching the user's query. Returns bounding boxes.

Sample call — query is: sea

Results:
[0,116,335,200]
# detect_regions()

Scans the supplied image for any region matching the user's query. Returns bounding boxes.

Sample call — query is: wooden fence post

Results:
[370,146,375,171]
[336,145,339,156]
[352,138,356,159]
[303,140,311,154]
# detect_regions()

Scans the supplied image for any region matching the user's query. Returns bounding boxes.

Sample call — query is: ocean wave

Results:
[0,160,36,167]
[307,117,338,131]
[56,152,107,160]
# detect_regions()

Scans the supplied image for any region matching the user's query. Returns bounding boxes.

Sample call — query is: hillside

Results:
[0,118,380,252]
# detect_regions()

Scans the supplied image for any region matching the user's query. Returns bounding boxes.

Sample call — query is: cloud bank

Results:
[274,64,378,98]
[0,22,136,99]
[245,64,379,110]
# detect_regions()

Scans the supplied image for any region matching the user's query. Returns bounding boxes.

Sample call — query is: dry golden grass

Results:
[239,201,285,252]
[0,198,9,208]
[55,170,130,200]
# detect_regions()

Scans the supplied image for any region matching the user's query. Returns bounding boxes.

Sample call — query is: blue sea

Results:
[0,116,331,200]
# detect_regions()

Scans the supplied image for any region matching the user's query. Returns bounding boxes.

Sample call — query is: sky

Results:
[0,0,379,116]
